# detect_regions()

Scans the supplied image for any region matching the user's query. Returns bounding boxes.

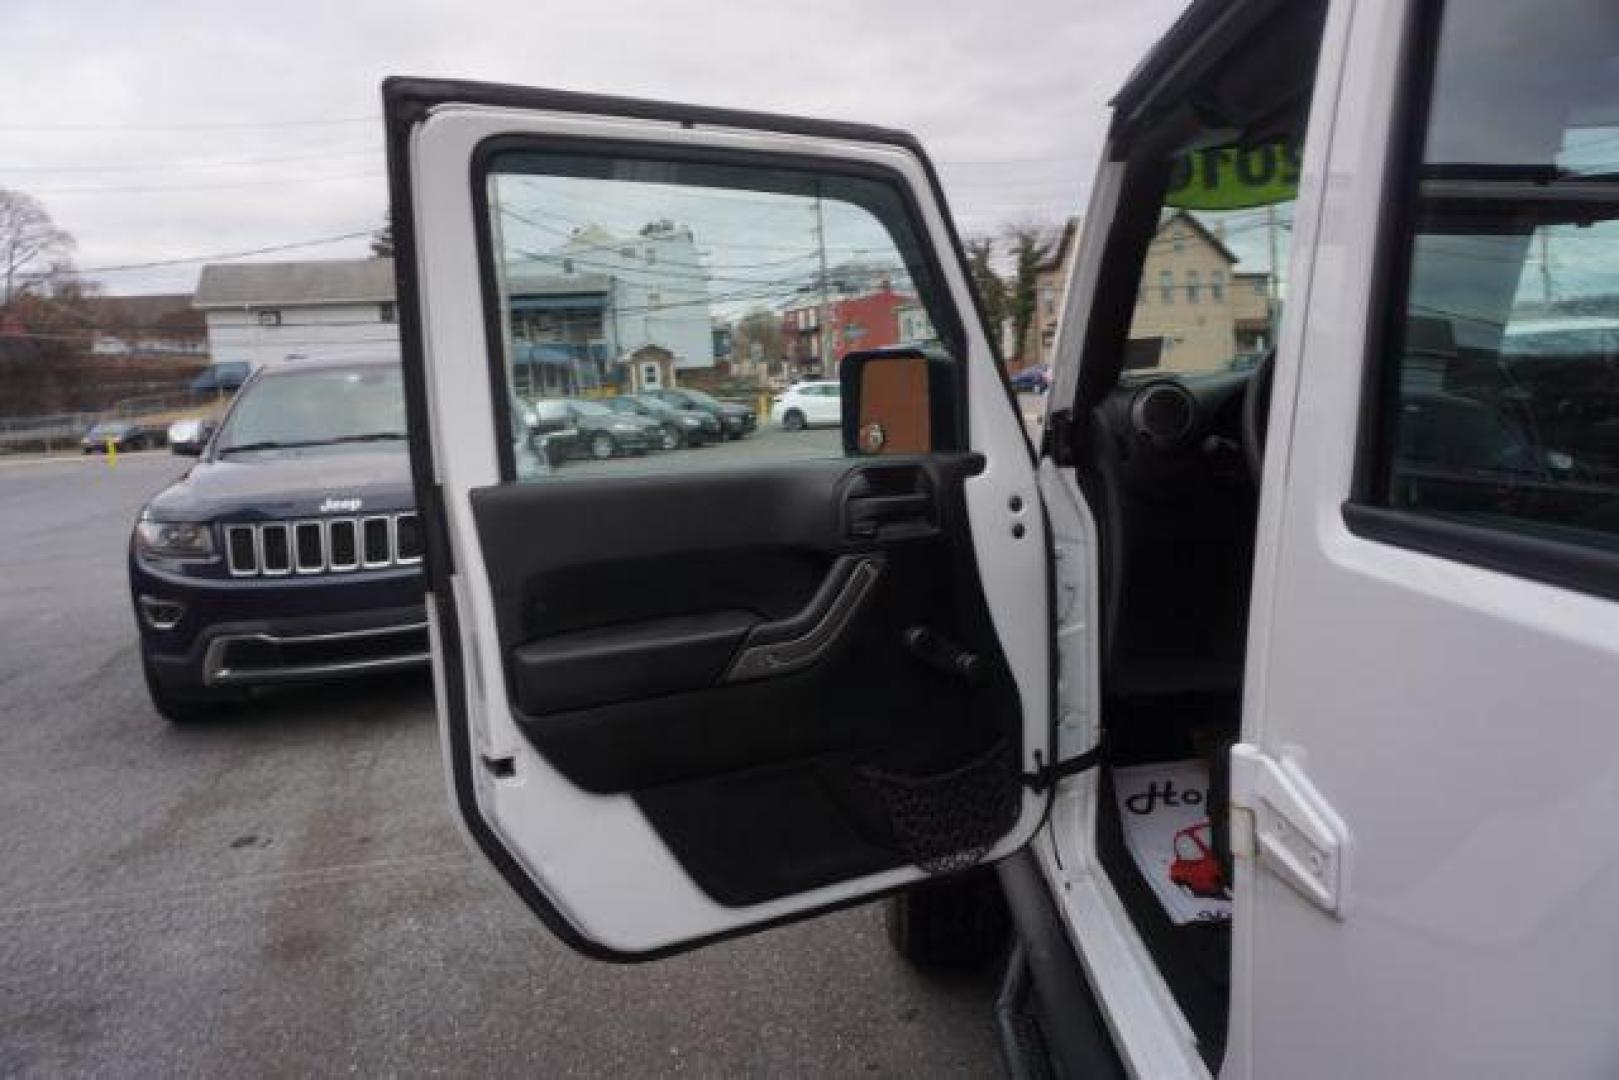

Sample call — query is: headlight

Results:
[679,415,702,428]
[135,519,215,560]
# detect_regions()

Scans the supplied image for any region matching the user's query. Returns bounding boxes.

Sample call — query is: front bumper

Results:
[201,615,429,687]
[132,551,427,692]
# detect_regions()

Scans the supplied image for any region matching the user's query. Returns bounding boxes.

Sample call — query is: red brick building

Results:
[782,281,914,374]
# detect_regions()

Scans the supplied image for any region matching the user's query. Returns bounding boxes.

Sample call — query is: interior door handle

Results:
[846,493,934,539]
[725,555,884,682]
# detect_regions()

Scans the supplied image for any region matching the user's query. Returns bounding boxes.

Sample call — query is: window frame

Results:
[1343,0,1619,602]
[469,135,972,483]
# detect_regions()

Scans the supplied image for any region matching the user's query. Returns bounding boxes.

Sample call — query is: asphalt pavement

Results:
[0,450,1001,1076]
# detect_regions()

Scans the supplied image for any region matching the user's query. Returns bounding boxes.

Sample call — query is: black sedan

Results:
[82,420,165,454]
[603,394,720,449]
[645,387,757,440]
[532,398,662,460]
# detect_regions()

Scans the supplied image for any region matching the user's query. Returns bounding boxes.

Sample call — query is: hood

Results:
[143,446,414,522]
[717,401,753,416]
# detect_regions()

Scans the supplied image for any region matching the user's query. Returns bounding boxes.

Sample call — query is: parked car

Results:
[769,380,842,430]
[129,355,426,722]
[188,360,255,395]
[81,420,164,453]
[646,387,757,440]
[603,393,719,449]
[1009,365,1051,394]
[525,399,581,467]
[380,2,1619,1074]
[535,398,661,460]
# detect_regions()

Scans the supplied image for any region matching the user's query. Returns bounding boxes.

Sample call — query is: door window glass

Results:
[1369,0,1619,552]
[482,151,957,480]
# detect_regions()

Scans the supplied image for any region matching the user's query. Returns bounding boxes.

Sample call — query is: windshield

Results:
[570,399,613,417]
[217,365,406,452]
[682,389,722,408]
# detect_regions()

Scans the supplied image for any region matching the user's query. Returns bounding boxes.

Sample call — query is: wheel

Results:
[141,653,238,723]
[782,409,807,432]
[589,432,616,460]
[659,424,683,451]
[884,868,1009,970]
[544,442,565,468]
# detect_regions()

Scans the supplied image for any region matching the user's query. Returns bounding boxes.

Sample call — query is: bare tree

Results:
[964,236,1009,354]
[0,188,74,305]
[1003,222,1055,365]
[370,213,394,258]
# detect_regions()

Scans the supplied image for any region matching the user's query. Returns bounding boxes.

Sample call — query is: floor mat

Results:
[1111,759,1232,926]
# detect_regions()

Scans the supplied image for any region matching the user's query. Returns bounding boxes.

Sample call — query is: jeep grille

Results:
[224,513,422,577]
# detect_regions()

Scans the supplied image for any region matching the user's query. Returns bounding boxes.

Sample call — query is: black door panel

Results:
[469,456,1021,904]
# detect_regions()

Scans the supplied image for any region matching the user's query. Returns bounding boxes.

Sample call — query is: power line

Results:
[33,171,383,196]
[0,116,378,132]
[0,147,382,175]
[40,230,375,277]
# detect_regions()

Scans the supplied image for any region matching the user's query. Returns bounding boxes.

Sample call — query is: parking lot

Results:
[0,448,1001,1075]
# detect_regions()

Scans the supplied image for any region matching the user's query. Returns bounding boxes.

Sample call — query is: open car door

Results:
[382,79,1055,957]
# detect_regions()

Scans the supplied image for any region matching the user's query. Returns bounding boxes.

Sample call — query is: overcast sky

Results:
[1,0,1187,297]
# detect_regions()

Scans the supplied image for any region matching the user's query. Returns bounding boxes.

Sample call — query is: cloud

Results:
[0,0,1186,294]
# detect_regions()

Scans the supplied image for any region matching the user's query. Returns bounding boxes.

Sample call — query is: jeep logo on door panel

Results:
[319,497,363,513]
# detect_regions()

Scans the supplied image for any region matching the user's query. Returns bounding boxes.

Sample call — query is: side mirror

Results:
[169,419,214,456]
[839,347,960,456]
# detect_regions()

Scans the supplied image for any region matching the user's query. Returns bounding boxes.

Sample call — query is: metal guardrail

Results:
[0,386,231,453]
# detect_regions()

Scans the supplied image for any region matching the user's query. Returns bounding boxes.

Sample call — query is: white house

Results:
[516,220,714,370]
[193,259,398,364]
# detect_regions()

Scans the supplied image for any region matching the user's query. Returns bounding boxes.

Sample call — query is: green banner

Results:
[1165,141,1301,211]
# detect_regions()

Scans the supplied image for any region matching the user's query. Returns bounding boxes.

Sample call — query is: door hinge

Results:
[1229,743,1350,918]
[1020,746,1101,792]
[1043,408,1080,467]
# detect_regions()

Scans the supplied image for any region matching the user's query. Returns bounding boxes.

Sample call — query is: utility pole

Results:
[1265,204,1280,306]
[814,183,831,374]
[1539,229,1553,305]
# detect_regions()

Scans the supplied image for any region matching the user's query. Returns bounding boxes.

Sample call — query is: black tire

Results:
[782,409,807,432]
[141,653,238,724]
[884,869,1010,970]
[588,431,616,460]
[659,423,683,451]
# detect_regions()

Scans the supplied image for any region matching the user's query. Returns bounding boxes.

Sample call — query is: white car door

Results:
[811,385,842,426]
[1228,0,1619,1075]
[385,80,1061,957]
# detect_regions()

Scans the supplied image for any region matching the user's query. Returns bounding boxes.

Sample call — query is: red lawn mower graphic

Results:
[1169,821,1228,900]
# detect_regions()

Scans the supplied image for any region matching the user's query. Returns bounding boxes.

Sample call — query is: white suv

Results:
[381,1,1619,1072]
[769,380,841,430]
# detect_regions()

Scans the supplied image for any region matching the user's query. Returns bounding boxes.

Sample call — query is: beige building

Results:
[1128,211,1272,373]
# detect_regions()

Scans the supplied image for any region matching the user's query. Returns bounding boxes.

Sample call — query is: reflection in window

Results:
[482,152,954,481]
[1373,0,1619,552]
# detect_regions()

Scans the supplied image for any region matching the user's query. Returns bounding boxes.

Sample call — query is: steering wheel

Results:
[1241,346,1277,486]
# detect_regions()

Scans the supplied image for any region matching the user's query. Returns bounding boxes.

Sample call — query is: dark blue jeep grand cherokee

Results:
[130,355,427,721]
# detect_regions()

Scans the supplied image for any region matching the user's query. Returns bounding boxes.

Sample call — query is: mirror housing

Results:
[839,347,960,456]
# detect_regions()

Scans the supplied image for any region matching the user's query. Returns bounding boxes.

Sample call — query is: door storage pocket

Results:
[857,738,1017,875]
